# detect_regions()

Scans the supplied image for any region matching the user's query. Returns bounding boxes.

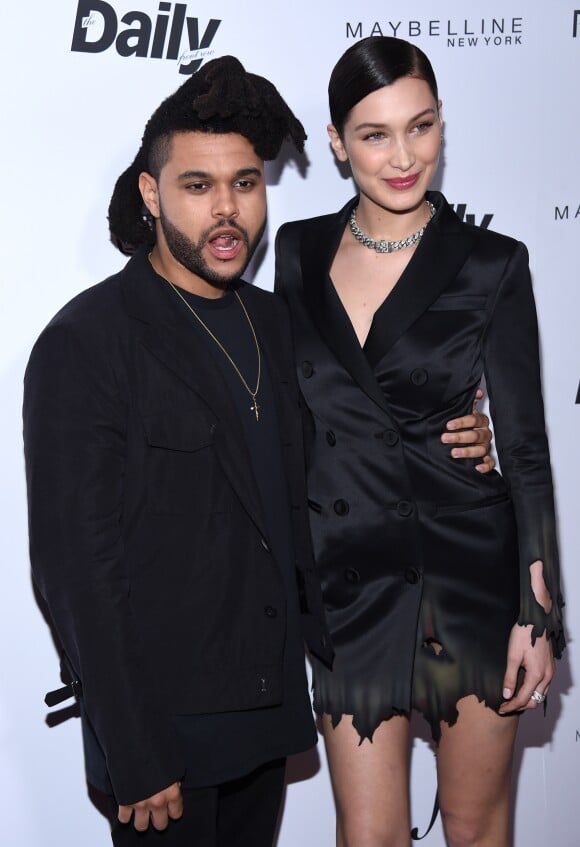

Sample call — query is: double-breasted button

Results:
[334,499,350,516]
[410,368,428,386]
[397,500,414,517]
[264,606,278,618]
[383,429,399,447]
[404,567,421,585]
[344,567,360,584]
[326,430,337,446]
[260,538,270,552]
[301,361,314,378]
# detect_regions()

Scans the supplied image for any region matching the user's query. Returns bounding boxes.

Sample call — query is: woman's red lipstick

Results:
[385,173,420,190]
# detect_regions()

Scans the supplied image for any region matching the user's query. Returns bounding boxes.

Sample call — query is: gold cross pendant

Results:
[251,399,260,421]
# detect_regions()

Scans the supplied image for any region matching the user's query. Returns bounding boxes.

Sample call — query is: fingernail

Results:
[451,448,462,458]
[503,688,511,699]
[447,422,457,430]
[441,434,451,443]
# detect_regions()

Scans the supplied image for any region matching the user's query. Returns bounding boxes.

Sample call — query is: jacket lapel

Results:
[120,250,267,538]
[299,193,477,407]
[299,198,393,416]
[364,193,477,366]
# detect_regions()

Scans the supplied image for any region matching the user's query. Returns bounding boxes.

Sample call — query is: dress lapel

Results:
[299,198,393,416]
[364,193,477,367]
[120,250,267,538]
[299,193,477,403]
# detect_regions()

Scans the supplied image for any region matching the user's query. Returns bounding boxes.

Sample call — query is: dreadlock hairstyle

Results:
[108,55,306,255]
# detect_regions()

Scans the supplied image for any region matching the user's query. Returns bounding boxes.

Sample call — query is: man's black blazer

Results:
[23,248,332,804]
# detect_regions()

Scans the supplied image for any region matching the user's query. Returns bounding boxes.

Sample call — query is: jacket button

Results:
[404,567,421,585]
[264,606,278,618]
[344,567,360,584]
[301,361,314,378]
[397,500,414,517]
[334,499,349,516]
[384,429,399,446]
[326,430,337,446]
[410,368,428,386]
[260,538,270,552]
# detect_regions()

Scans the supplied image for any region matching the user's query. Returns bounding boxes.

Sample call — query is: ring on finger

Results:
[530,689,546,704]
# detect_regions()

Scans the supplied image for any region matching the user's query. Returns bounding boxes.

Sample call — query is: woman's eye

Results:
[413,121,434,134]
[363,131,386,142]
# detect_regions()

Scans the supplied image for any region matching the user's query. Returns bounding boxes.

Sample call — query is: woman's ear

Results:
[327,124,349,162]
[138,172,160,219]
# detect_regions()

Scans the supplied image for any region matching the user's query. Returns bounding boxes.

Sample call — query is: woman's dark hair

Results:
[329,36,439,136]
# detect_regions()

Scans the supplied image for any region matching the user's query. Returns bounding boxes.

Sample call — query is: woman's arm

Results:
[481,241,564,710]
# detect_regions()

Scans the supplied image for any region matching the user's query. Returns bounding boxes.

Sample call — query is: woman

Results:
[275,37,564,847]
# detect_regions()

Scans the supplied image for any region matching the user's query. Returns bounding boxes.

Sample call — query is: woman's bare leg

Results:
[321,713,411,847]
[436,695,519,847]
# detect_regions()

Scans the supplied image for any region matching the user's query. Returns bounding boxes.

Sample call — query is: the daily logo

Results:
[346,17,524,48]
[449,204,494,229]
[71,1,221,74]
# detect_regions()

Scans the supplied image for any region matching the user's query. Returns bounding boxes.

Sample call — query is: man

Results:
[24,56,492,845]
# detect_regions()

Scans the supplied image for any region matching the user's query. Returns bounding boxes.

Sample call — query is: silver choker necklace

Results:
[349,200,436,253]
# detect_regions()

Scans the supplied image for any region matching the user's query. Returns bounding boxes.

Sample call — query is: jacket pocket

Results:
[142,413,214,452]
[428,294,487,311]
[142,413,218,514]
[435,492,510,516]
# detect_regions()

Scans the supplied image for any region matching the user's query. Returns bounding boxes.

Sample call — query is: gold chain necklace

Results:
[150,257,262,421]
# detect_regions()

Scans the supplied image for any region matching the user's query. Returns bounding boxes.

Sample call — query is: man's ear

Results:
[327,124,349,163]
[139,172,160,219]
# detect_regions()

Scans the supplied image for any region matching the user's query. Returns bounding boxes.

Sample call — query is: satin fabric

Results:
[275,191,564,740]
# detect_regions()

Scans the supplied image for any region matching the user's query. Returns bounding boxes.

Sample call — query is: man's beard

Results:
[158,206,266,291]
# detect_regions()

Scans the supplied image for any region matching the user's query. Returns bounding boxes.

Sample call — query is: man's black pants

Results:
[110,759,286,847]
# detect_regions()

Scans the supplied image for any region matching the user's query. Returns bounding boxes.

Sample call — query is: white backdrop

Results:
[1,2,578,844]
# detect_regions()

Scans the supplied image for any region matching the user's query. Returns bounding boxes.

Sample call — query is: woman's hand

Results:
[498,623,554,714]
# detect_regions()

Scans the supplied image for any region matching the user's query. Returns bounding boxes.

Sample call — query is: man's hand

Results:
[118,782,183,831]
[441,388,495,473]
